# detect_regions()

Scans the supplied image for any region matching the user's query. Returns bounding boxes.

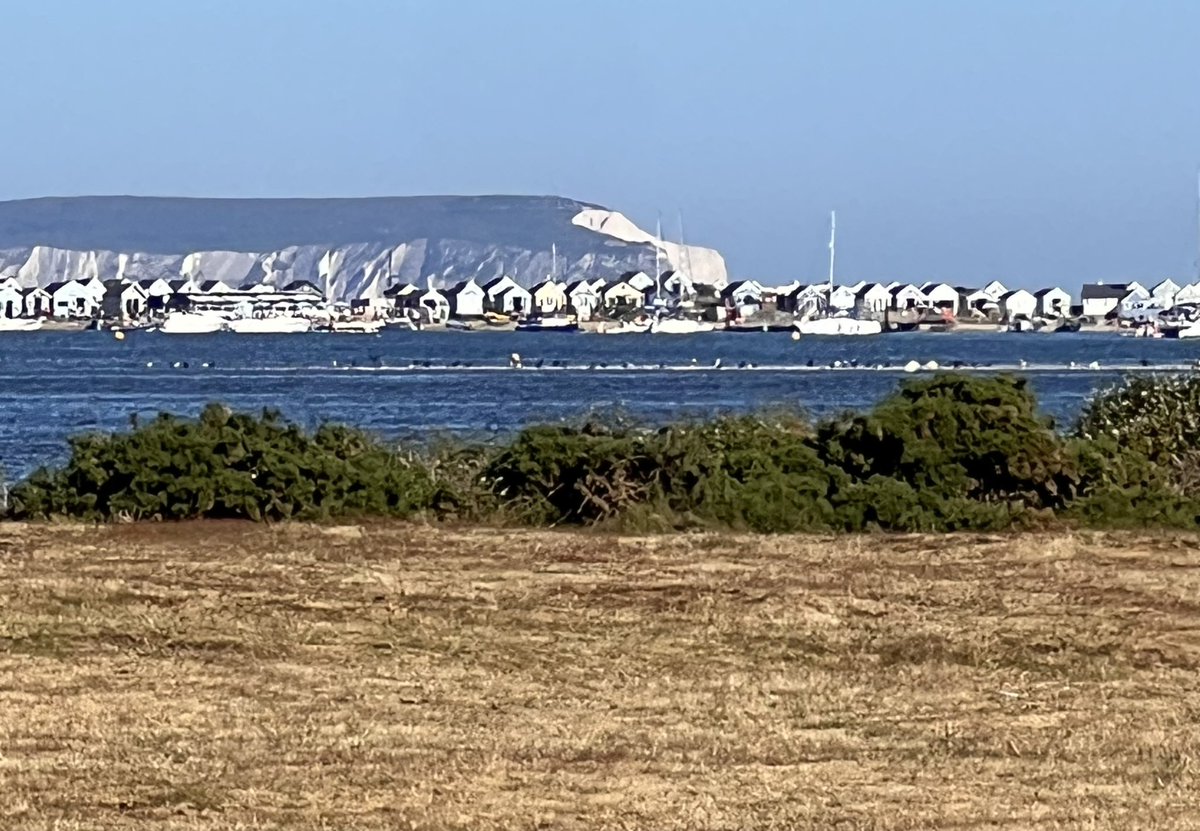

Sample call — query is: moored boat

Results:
[796,317,883,336]
[724,321,795,333]
[794,212,883,337]
[327,319,384,334]
[227,315,312,334]
[0,318,44,332]
[598,317,651,334]
[648,317,715,334]
[516,314,579,332]
[159,312,225,334]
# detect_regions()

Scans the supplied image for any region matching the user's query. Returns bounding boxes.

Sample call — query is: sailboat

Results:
[517,242,580,331]
[647,213,713,334]
[795,211,882,336]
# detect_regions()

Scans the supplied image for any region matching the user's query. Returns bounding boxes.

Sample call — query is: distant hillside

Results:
[0,195,728,299]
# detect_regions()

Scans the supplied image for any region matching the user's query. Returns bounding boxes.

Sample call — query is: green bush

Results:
[1068,376,1200,527]
[9,404,433,521]
[483,422,656,525]
[646,414,841,532]
[816,374,1077,530]
[483,412,844,532]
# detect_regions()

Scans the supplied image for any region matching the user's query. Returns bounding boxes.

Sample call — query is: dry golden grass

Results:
[1,523,1199,829]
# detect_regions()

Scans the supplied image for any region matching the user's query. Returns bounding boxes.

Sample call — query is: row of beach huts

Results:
[355,273,1198,325]
[0,270,1192,327]
[0,276,326,322]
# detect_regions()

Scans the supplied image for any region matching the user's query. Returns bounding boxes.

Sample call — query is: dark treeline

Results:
[5,374,1200,531]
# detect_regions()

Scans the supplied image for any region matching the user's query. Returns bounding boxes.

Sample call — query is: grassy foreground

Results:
[1,523,1199,830]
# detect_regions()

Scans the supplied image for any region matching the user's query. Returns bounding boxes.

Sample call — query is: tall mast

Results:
[827,210,837,296]
[551,243,557,281]
[1195,169,1200,282]
[678,210,693,281]
[655,214,663,295]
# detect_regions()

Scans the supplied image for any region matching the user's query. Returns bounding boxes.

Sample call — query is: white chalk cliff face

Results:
[0,196,728,299]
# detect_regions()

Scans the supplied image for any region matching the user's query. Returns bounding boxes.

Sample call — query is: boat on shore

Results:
[483,311,514,327]
[599,317,651,334]
[227,315,312,334]
[0,318,44,332]
[326,319,384,334]
[516,314,579,332]
[649,317,715,334]
[796,317,883,336]
[159,312,225,334]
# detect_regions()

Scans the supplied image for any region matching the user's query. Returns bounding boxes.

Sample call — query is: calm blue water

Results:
[2,328,1198,479]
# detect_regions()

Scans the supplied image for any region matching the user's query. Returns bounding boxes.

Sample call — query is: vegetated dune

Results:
[1,523,1198,830]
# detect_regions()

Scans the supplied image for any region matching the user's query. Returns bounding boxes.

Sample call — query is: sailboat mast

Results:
[551,243,557,281]
[827,210,837,296]
[655,215,663,295]
[678,210,693,281]
[1195,169,1200,282]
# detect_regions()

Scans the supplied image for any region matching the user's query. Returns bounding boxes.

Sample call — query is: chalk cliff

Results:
[0,195,728,299]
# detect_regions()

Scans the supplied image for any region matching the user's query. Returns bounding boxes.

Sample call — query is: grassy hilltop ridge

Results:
[0,194,603,253]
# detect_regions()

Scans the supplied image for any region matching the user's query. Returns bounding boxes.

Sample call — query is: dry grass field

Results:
[1,523,1199,830]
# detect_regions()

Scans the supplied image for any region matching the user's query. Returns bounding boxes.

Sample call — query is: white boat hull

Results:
[0,318,43,332]
[599,321,651,334]
[227,316,312,334]
[329,320,384,334]
[649,319,716,334]
[160,313,226,334]
[796,317,883,336]
[1177,324,1200,339]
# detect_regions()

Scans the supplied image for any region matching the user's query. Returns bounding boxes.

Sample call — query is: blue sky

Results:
[5,0,1199,288]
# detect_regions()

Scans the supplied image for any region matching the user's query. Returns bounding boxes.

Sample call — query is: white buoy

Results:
[903,360,921,373]
[113,330,125,341]
[791,330,801,341]
[922,360,939,371]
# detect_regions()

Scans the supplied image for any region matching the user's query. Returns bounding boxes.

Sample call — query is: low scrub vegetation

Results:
[6,374,1200,530]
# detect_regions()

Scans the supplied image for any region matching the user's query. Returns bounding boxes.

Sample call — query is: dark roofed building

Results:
[282,280,323,296]
[1080,283,1130,319]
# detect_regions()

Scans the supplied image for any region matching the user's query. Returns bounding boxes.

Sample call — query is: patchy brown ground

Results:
[1,523,1198,830]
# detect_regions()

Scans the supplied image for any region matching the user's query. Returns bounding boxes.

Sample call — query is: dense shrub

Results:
[1068,376,1200,527]
[816,374,1077,530]
[483,412,843,532]
[646,415,841,532]
[484,423,645,525]
[9,404,433,521]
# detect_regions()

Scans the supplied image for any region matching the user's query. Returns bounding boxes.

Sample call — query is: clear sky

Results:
[5,0,1200,288]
